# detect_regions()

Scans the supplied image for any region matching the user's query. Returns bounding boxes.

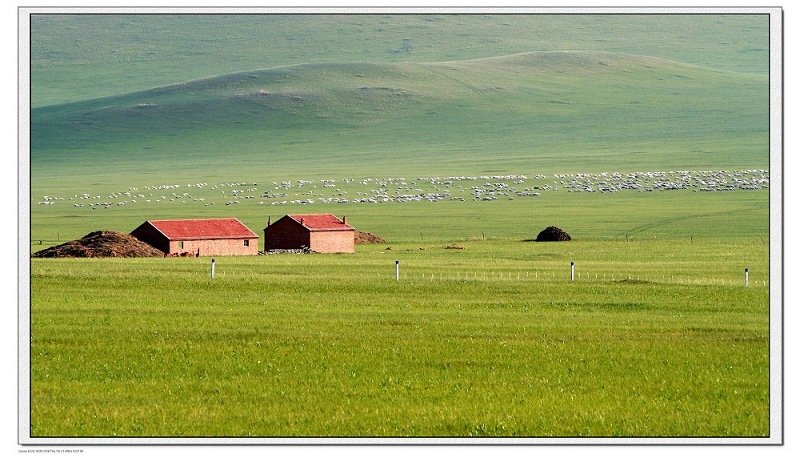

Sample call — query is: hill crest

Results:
[30,50,768,177]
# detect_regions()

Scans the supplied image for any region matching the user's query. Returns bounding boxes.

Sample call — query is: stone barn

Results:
[264,214,355,253]
[131,218,259,256]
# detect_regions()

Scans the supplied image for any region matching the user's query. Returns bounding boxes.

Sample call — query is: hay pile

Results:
[32,231,165,258]
[535,226,572,242]
[355,231,386,244]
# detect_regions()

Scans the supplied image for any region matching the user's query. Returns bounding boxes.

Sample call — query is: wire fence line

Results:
[367,268,768,287]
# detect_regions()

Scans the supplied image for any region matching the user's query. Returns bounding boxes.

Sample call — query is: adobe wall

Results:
[309,231,355,253]
[169,238,258,256]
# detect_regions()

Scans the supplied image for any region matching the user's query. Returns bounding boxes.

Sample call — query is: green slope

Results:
[31,51,768,185]
[29,14,769,107]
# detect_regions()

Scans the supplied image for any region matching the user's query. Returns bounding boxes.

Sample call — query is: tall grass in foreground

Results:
[29,239,769,437]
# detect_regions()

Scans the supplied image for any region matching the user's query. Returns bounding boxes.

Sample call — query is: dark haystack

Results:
[355,231,386,244]
[535,226,572,242]
[32,230,165,258]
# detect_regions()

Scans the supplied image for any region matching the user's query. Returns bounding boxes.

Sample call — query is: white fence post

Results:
[570,262,575,282]
[211,258,216,279]
[396,260,400,281]
[745,268,749,287]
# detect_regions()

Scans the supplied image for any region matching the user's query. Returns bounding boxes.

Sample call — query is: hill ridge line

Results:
[47,50,739,107]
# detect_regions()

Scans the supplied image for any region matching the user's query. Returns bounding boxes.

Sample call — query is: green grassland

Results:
[30,50,768,195]
[31,183,769,249]
[27,186,773,438]
[30,238,769,437]
[30,13,769,193]
[30,14,768,108]
[25,13,773,439]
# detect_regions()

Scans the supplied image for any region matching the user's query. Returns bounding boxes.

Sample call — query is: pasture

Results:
[29,237,769,437]
[28,174,771,438]
[30,170,769,249]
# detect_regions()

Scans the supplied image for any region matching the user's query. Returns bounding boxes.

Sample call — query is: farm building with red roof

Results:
[264,214,355,253]
[131,218,259,256]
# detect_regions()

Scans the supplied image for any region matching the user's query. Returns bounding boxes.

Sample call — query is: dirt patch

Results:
[534,226,572,242]
[32,231,165,258]
[355,231,386,244]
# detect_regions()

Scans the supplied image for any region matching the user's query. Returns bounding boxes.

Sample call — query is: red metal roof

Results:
[288,214,355,231]
[145,218,259,241]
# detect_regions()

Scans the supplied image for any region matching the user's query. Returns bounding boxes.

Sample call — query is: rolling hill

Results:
[31,50,768,188]
[29,14,769,107]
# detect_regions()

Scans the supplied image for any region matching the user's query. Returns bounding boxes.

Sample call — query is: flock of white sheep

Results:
[36,170,769,210]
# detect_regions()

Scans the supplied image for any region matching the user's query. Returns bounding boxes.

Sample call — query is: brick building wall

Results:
[169,237,258,256]
[309,231,355,253]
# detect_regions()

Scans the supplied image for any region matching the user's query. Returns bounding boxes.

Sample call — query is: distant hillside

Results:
[31,51,768,181]
[29,14,769,107]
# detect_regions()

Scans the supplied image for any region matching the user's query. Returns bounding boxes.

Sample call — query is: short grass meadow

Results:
[30,237,769,437]
[24,12,776,441]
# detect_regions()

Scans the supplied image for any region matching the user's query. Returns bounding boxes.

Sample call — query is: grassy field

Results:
[28,183,771,438]
[29,237,769,437]
[24,12,774,440]
[30,183,770,249]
